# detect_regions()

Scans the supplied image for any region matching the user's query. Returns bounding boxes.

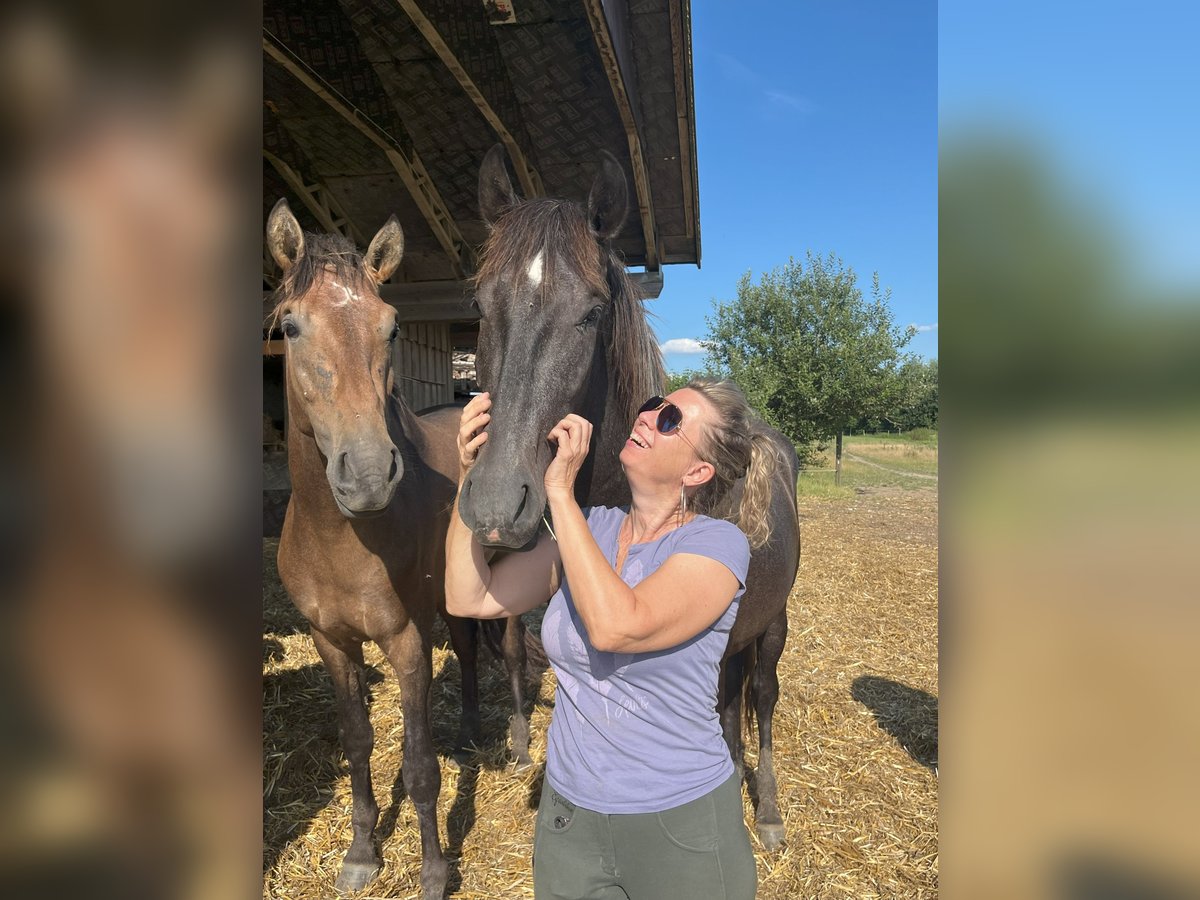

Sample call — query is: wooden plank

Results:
[583,0,659,270]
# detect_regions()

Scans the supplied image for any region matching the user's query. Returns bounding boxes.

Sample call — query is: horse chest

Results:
[278,525,425,644]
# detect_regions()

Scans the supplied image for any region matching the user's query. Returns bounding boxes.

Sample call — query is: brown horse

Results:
[458,146,801,850]
[267,199,521,897]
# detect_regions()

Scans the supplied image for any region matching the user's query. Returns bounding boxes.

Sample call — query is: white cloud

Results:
[910,322,938,333]
[659,338,707,355]
[766,90,814,113]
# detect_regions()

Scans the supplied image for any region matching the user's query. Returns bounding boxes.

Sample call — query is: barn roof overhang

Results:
[262,0,699,302]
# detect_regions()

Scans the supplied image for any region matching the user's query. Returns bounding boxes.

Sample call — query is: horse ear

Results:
[365,215,404,284]
[479,143,518,226]
[587,151,628,240]
[267,198,304,272]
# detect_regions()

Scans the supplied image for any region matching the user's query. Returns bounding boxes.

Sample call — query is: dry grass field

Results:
[263,446,938,899]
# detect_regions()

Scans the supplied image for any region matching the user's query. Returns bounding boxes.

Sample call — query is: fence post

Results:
[835,430,843,486]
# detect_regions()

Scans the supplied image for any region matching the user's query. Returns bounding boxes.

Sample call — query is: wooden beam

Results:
[668,0,699,261]
[263,30,474,278]
[263,149,369,247]
[392,0,544,199]
[582,0,659,270]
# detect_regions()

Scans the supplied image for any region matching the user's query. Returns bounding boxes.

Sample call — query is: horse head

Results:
[459,145,635,549]
[267,199,406,517]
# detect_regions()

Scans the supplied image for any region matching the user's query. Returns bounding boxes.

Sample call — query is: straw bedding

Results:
[263,484,938,898]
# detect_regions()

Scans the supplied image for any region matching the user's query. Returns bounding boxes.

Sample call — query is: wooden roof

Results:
[263,0,699,301]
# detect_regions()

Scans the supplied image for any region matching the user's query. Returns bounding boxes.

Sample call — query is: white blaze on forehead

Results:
[526,250,544,287]
[329,280,360,307]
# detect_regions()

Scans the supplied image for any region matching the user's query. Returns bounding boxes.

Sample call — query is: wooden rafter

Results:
[582,0,659,270]
[263,29,474,278]
[264,149,369,248]
[393,0,544,199]
[668,0,699,258]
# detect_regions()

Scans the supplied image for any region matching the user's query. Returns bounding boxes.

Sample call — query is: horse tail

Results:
[741,640,759,741]
[524,624,549,674]
[481,616,548,682]
[478,618,506,660]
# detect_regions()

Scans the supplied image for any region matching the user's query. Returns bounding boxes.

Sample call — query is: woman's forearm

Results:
[545,490,638,651]
[444,484,493,617]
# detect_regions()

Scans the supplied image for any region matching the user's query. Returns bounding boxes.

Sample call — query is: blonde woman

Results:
[446,380,778,900]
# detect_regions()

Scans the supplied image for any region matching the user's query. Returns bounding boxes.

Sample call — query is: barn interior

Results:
[262,0,700,529]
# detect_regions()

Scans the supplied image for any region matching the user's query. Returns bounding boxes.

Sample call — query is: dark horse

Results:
[267,199,527,897]
[458,146,801,849]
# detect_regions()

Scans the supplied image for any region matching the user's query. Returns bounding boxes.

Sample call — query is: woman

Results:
[446,380,779,900]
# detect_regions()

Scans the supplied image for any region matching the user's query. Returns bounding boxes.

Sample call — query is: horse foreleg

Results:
[752,609,789,850]
[719,652,746,780]
[310,631,382,893]
[444,614,482,766]
[502,615,533,770]
[382,625,449,900]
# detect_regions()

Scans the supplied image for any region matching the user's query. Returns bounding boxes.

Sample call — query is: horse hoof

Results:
[511,755,534,773]
[757,821,786,851]
[420,858,450,900]
[335,860,381,894]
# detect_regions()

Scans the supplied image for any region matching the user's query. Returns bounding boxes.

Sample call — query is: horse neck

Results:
[574,339,633,509]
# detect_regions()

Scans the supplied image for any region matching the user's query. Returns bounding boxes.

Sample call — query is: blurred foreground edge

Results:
[0,6,261,900]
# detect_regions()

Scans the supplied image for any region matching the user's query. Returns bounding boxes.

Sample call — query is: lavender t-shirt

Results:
[541,505,751,813]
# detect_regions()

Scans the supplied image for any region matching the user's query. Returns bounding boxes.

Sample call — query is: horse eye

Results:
[388,321,400,342]
[283,320,300,339]
[578,305,603,329]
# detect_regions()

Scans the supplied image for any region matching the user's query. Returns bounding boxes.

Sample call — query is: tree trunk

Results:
[835,430,843,486]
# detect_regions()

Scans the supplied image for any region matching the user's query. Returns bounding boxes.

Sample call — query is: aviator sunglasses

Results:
[636,396,703,457]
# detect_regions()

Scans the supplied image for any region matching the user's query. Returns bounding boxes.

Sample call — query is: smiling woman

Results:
[444,379,778,899]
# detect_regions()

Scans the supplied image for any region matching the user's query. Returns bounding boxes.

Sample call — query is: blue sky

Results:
[939,2,1200,297]
[652,1,938,374]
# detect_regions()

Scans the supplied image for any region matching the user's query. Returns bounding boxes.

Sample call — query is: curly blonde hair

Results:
[685,379,782,548]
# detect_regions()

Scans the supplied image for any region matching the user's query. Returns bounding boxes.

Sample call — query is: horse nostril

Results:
[388,447,399,482]
[513,484,528,522]
[334,451,350,484]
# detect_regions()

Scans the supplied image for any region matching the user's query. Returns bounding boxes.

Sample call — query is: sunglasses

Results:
[637,396,703,456]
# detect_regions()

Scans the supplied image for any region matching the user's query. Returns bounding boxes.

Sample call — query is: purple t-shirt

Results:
[541,505,751,813]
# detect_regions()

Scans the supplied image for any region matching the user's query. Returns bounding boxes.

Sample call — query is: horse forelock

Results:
[266,232,372,332]
[474,200,606,299]
[473,198,664,421]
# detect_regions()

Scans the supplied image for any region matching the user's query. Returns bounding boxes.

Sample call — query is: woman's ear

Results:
[683,459,715,489]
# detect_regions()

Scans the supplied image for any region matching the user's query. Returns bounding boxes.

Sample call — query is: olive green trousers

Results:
[532,771,756,900]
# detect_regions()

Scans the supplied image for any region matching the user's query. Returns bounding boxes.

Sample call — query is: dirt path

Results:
[845,450,938,480]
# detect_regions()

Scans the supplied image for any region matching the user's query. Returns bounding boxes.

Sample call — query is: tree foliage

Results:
[703,252,915,450]
[663,367,722,394]
[858,357,938,432]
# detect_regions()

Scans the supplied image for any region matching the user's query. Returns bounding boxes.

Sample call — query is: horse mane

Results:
[604,249,666,419]
[474,199,665,421]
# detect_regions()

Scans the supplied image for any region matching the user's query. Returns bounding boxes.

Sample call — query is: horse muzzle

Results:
[326,442,403,517]
[457,468,544,550]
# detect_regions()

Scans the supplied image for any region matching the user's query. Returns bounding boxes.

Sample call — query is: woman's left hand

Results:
[544,414,593,500]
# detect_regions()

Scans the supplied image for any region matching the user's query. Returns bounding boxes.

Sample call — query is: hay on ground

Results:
[263,484,938,898]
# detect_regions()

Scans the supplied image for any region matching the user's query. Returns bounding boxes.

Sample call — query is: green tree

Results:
[889,356,938,430]
[703,252,914,477]
[664,368,710,394]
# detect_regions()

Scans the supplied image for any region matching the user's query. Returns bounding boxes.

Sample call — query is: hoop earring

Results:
[678,481,688,527]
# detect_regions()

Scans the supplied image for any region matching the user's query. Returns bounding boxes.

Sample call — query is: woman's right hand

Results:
[457,392,491,472]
